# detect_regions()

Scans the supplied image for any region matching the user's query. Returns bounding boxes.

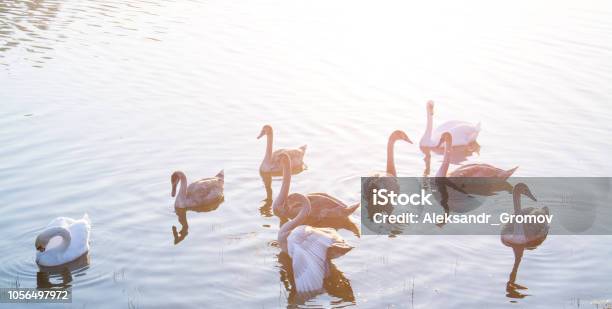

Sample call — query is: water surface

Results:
[1,0,612,308]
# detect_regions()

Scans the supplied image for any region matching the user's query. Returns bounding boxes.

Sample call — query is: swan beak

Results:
[404,136,413,144]
[427,101,434,115]
[525,190,537,202]
[257,130,265,139]
[171,187,176,197]
[36,246,45,252]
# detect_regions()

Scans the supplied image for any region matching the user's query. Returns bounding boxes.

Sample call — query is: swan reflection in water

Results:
[37,253,90,288]
[421,142,480,177]
[433,176,514,219]
[276,251,355,306]
[172,198,224,245]
[505,246,531,299]
[260,171,274,205]
[501,183,550,300]
[258,194,274,219]
[429,177,474,228]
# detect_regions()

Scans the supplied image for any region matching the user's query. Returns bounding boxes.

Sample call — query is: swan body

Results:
[420,100,480,148]
[449,163,519,178]
[436,132,518,178]
[273,153,359,222]
[35,214,91,267]
[171,170,224,208]
[287,193,360,224]
[258,124,307,174]
[362,130,412,215]
[501,183,550,247]
[278,193,353,294]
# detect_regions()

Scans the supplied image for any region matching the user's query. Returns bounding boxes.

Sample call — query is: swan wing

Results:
[501,207,549,247]
[187,178,224,204]
[365,173,400,191]
[46,217,75,229]
[362,175,399,217]
[521,207,550,239]
[307,193,346,206]
[449,163,491,177]
[450,163,517,178]
[65,218,91,262]
[288,226,350,293]
[432,121,480,146]
[450,163,502,177]
[271,148,306,166]
[305,193,344,209]
[433,120,472,133]
[262,148,307,173]
[363,175,400,200]
[307,194,360,220]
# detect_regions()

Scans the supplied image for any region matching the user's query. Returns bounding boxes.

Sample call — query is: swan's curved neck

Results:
[273,161,291,215]
[425,111,433,140]
[386,137,397,176]
[437,140,451,177]
[278,197,310,252]
[512,189,525,236]
[264,131,273,161]
[175,172,188,207]
[41,227,71,254]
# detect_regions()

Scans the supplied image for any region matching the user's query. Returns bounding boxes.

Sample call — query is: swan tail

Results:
[345,202,360,215]
[501,166,519,179]
[299,144,307,153]
[327,242,354,260]
[82,213,91,226]
[216,169,224,181]
[469,122,481,142]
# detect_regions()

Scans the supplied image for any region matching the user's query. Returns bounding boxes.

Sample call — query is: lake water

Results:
[1,0,612,308]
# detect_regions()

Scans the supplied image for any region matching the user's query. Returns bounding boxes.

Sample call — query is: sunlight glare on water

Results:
[1,0,612,308]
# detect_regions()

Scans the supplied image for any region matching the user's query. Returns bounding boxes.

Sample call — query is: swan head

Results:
[391,130,412,144]
[257,125,272,139]
[514,183,537,202]
[35,241,45,252]
[436,132,452,148]
[35,228,62,253]
[426,100,434,115]
[170,171,183,197]
[35,232,51,252]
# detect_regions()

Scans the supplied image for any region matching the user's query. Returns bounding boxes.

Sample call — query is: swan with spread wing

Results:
[278,192,353,294]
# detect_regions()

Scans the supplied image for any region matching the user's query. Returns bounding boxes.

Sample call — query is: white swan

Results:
[278,193,353,294]
[501,183,550,246]
[420,100,480,148]
[171,170,224,209]
[35,214,91,267]
[258,124,307,175]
